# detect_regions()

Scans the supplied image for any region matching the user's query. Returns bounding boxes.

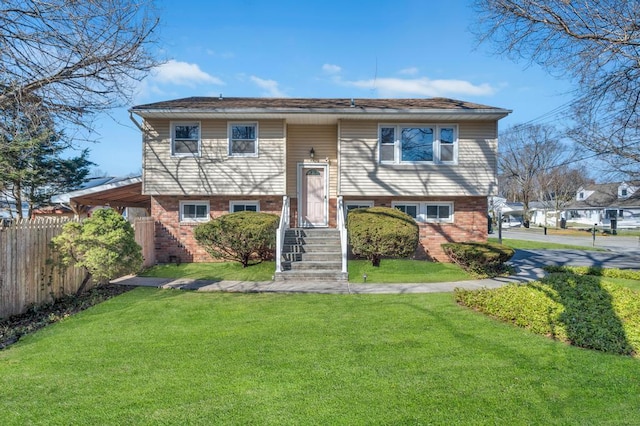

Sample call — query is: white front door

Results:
[300,165,328,227]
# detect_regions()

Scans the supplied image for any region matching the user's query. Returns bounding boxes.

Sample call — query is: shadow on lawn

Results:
[531,271,634,356]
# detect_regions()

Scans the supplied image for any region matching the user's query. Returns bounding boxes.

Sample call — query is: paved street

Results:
[497,227,640,253]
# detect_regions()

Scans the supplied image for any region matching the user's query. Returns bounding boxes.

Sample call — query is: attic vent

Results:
[350,98,355,108]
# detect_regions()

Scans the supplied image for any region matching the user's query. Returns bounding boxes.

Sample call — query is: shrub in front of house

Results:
[441,241,514,276]
[193,211,279,267]
[347,207,419,267]
[51,208,143,295]
[455,272,640,356]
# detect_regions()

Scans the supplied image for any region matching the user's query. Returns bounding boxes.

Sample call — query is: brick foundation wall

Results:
[151,194,487,264]
[151,195,283,263]
[344,196,488,262]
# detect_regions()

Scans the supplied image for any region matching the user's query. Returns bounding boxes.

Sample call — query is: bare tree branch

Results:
[474,0,640,177]
[0,0,161,131]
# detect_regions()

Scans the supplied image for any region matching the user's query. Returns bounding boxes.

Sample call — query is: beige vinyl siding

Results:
[339,120,498,197]
[143,119,285,195]
[286,124,338,197]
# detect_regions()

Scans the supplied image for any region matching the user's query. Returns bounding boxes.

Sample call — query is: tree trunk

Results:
[76,270,93,296]
[14,181,23,219]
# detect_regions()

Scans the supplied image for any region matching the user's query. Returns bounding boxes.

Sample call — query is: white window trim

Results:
[179,200,210,223]
[378,124,458,165]
[171,121,201,157]
[423,202,454,223]
[391,201,454,223]
[229,200,260,213]
[345,200,374,209]
[344,201,374,219]
[228,122,259,157]
[392,201,421,220]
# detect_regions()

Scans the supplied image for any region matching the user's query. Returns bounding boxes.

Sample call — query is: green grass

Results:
[348,259,472,283]
[142,259,474,284]
[489,237,606,251]
[2,289,640,424]
[456,271,640,356]
[141,261,276,281]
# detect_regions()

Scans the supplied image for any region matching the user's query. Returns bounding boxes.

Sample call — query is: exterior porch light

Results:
[309,147,315,159]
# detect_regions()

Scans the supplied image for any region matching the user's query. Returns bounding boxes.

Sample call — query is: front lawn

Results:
[141,261,276,281]
[142,259,474,283]
[348,259,472,283]
[1,289,639,424]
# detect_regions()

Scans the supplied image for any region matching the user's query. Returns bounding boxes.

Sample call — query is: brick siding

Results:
[151,195,487,264]
[344,196,488,262]
[151,195,283,263]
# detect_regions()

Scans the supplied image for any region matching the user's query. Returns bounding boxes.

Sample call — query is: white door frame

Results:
[297,162,329,227]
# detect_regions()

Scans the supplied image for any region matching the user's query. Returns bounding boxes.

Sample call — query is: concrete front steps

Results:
[274,228,347,282]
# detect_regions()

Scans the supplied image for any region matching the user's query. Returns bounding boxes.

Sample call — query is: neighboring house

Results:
[129,97,511,265]
[564,182,640,229]
[488,196,524,226]
[529,201,558,227]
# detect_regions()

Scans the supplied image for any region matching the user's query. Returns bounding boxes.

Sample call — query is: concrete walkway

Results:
[111,252,549,294]
[111,249,639,294]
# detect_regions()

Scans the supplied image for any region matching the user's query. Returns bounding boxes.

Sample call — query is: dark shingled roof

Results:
[568,182,640,209]
[131,96,506,111]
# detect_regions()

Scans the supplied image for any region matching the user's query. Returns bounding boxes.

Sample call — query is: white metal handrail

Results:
[337,195,348,274]
[275,195,290,273]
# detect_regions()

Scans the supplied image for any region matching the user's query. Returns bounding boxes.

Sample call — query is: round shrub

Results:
[193,211,279,267]
[441,241,514,276]
[347,206,419,266]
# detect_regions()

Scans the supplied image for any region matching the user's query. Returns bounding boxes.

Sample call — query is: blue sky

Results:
[88,0,574,176]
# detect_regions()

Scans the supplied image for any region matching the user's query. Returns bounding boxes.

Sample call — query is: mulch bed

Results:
[0,284,133,350]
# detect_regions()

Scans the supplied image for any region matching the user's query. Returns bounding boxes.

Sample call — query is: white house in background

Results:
[488,196,524,227]
[563,181,640,229]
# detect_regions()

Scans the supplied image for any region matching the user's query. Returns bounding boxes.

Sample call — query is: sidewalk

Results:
[111,256,546,294]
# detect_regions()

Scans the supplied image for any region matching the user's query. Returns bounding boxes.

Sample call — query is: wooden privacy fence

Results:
[134,216,156,268]
[0,218,86,319]
[0,216,156,320]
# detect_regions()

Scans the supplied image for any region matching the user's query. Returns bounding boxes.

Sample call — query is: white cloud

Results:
[250,76,287,97]
[152,60,224,86]
[344,77,496,97]
[398,67,419,75]
[322,63,342,74]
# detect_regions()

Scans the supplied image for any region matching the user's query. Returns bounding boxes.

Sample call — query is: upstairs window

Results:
[229,123,258,157]
[379,124,457,164]
[171,122,200,156]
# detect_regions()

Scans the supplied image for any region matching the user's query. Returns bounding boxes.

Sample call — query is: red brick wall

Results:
[151,195,487,264]
[344,196,488,262]
[151,195,283,263]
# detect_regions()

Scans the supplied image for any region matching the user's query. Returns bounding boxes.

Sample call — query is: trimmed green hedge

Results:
[544,265,640,280]
[347,207,418,266]
[441,241,514,276]
[193,211,279,267]
[455,273,640,356]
